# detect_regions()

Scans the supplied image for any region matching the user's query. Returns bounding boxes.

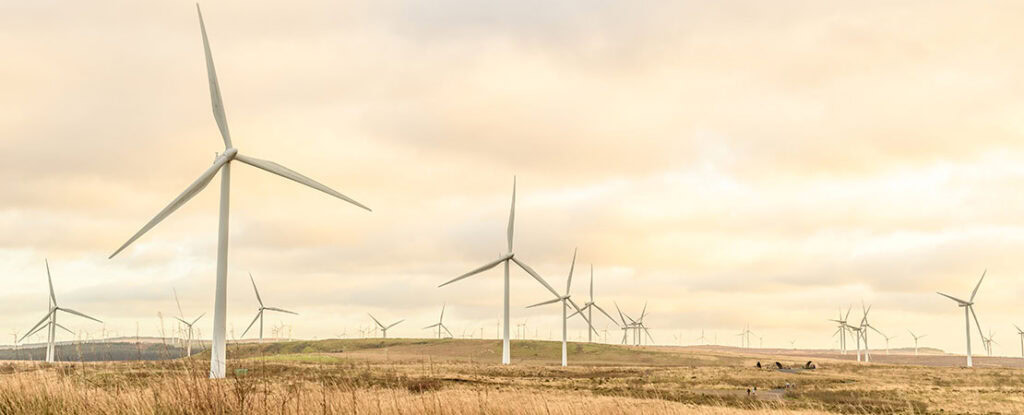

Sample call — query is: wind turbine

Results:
[907,330,926,356]
[858,304,883,363]
[107,6,370,379]
[696,329,706,345]
[1014,325,1024,358]
[830,306,852,354]
[423,304,453,339]
[565,265,619,342]
[527,249,595,367]
[879,332,896,355]
[438,177,561,364]
[368,314,404,339]
[982,330,997,357]
[172,289,204,357]
[19,260,102,363]
[241,274,297,342]
[936,270,987,367]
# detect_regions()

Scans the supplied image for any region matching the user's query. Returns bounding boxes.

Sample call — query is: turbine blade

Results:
[21,311,54,343]
[422,323,441,329]
[567,298,590,325]
[591,303,619,325]
[440,303,445,322]
[565,248,577,295]
[264,307,297,315]
[526,297,562,308]
[59,308,102,324]
[249,273,263,307]
[440,255,511,287]
[510,257,560,298]
[23,321,51,341]
[386,320,404,330]
[507,176,515,252]
[643,327,655,343]
[970,306,984,345]
[234,153,371,212]
[614,302,626,326]
[45,259,57,305]
[936,292,969,305]
[197,4,232,148]
[173,288,184,319]
[844,305,852,321]
[109,159,226,258]
[241,312,261,338]
[970,269,987,302]
[191,313,205,326]
[443,324,454,338]
[54,323,75,335]
[368,313,384,329]
[173,316,190,326]
[640,302,648,321]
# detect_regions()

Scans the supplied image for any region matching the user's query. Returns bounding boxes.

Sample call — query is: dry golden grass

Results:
[0,339,1021,414]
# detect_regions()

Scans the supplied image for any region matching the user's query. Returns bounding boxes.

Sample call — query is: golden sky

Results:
[3,1,1024,353]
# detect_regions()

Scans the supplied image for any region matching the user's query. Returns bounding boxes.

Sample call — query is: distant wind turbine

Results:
[107,5,370,379]
[1014,325,1024,358]
[172,289,204,357]
[936,270,987,367]
[565,265,619,343]
[830,306,853,355]
[527,248,595,367]
[20,260,102,363]
[423,305,453,339]
[439,177,561,364]
[368,314,404,339]
[241,274,297,342]
[907,330,926,356]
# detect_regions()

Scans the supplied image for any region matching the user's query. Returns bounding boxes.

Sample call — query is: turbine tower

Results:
[172,289,204,357]
[20,260,102,363]
[527,248,595,367]
[241,274,297,342]
[439,177,561,364]
[423,304,453,339]
[368,314,404,339]
[107,6,370,379]
[936,270,987,367]
[696,329,706,345]
[907,330,926,356]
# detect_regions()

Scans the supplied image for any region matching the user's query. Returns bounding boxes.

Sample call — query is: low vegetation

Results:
[0,338,1021,414]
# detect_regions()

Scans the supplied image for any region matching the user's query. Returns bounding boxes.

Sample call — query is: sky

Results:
[3,0,1024,355]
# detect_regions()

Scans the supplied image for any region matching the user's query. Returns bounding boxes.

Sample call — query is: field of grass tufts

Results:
[1,338,1022,414]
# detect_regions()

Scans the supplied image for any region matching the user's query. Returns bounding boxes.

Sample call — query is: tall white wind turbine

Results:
[527,249,595,367]
[172,289,204,357]
[907,330,926,356]
[107,6,369,379]
[439,177,561,364]
[858,304,884,363]
[936,270,987,367]
[368,314,404,339]
[423,304,453,339]
[20,260,102,363]
[241,274,297,342]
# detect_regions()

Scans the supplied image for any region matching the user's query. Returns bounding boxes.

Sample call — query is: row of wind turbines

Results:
[13,5,1021,377]
[830,270,1024,368]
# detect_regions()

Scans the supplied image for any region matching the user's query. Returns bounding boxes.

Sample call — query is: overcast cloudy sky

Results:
[3,1,1024,354]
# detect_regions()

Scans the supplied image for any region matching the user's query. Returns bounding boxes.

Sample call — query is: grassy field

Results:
[1,338,1021,414]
